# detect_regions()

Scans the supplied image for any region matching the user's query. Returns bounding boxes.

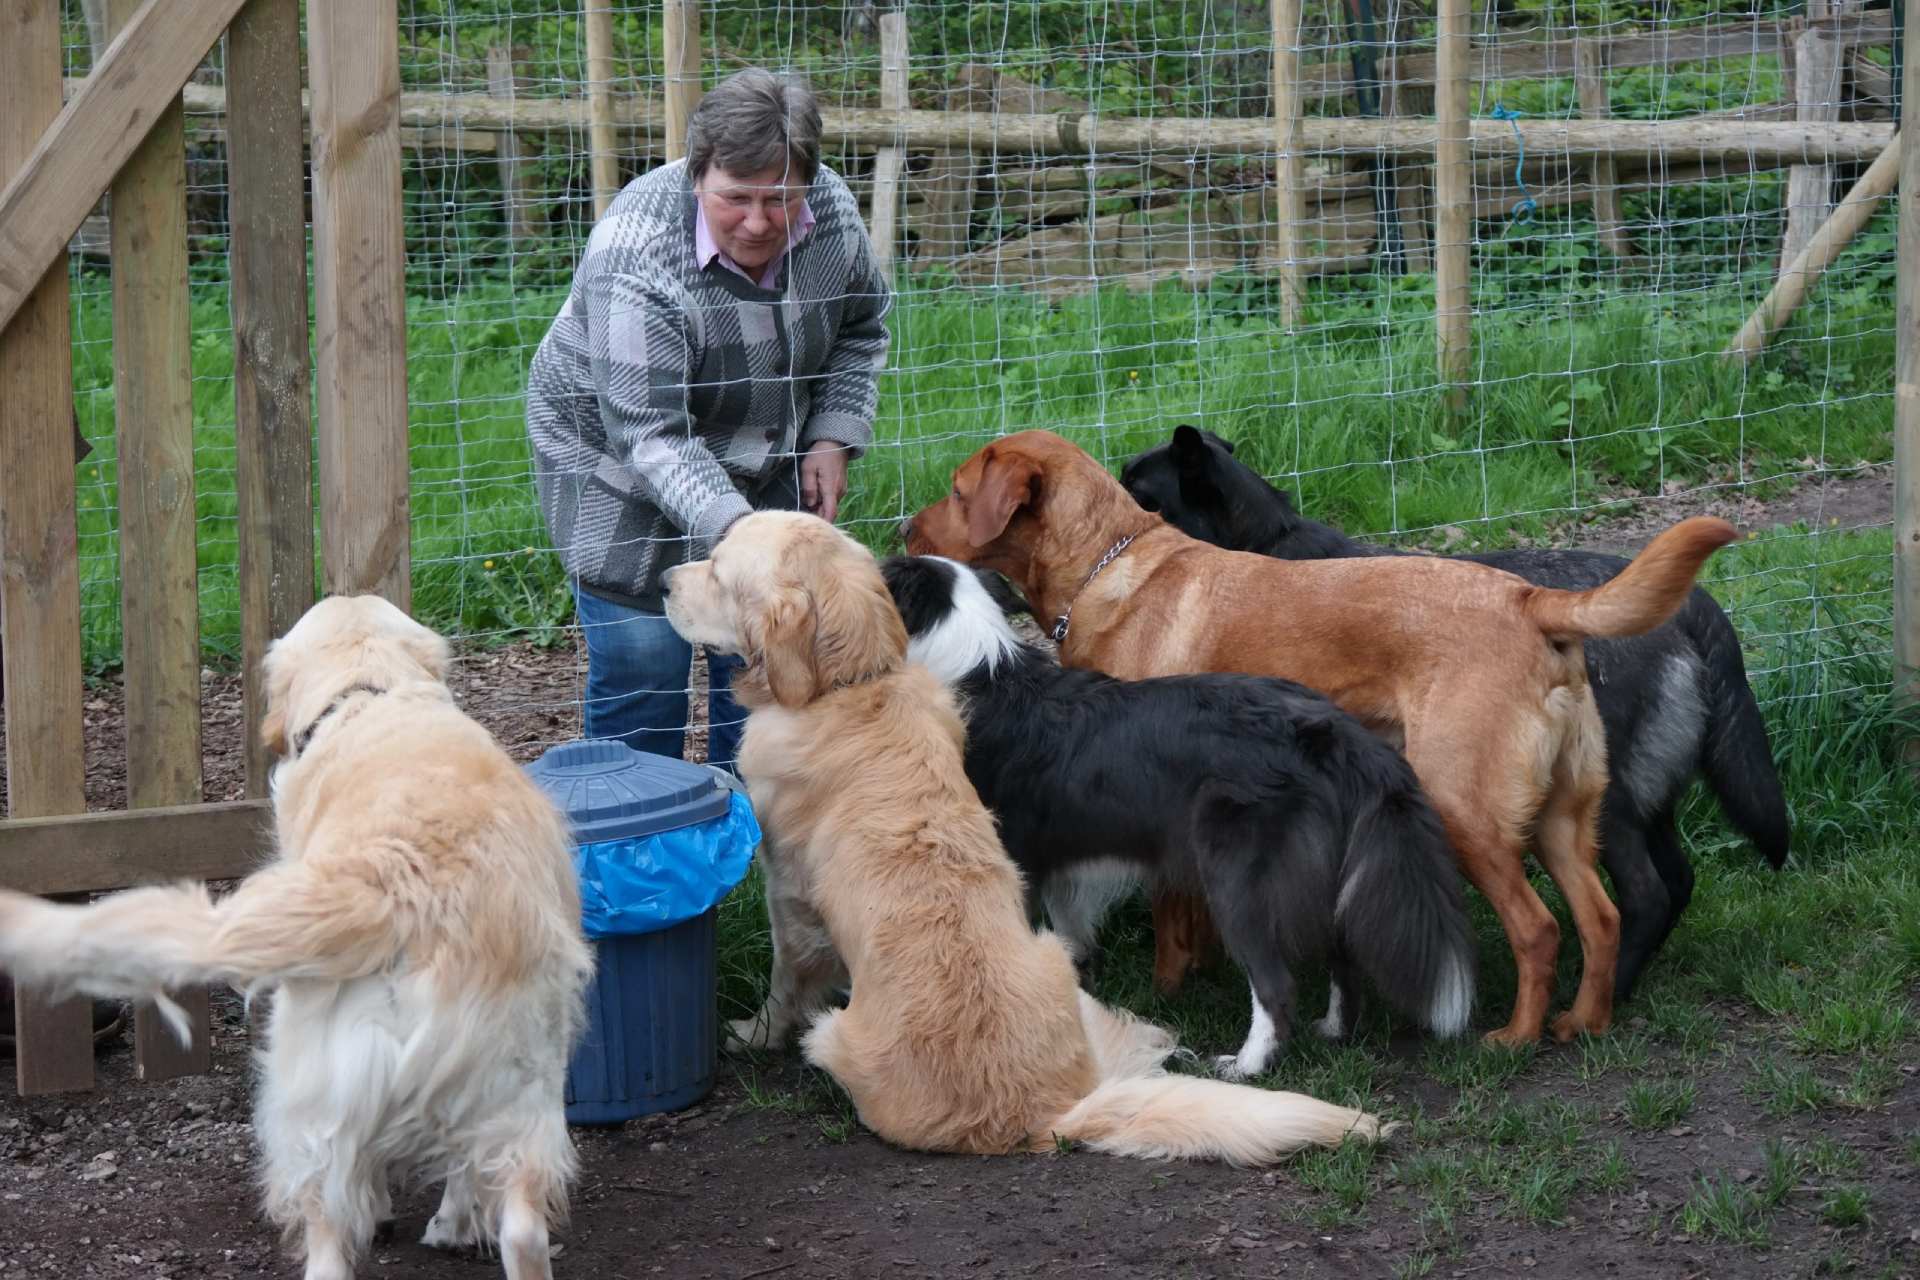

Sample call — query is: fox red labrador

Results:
[906,430,1737,1047]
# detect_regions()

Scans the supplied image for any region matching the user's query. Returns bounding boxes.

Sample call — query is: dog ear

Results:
[261,704,290,758]
[813,561,907,690]
[400,624,453,682]
[966,448,1041,547]
[756,585,818,709]
[1171,424,1212,471]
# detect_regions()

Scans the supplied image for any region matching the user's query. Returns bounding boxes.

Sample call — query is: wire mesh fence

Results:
[49,0,1899,765]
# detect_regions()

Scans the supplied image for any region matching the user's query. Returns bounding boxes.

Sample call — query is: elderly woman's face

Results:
[694,163,808,273]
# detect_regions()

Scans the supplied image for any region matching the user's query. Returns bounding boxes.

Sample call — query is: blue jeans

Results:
[574,586,749,771]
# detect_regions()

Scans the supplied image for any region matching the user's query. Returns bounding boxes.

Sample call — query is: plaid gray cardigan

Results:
[526,160,892,609]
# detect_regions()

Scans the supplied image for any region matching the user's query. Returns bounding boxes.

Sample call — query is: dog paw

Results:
[1311,1014,1348,1042]
[1549,1012,1608,1043]
[1211,1053,1255,1082]
[420,1215,484,1254]
[724,1016,778,1055]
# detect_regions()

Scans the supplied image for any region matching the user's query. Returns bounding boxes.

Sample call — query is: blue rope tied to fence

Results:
[1486,103,1538,222]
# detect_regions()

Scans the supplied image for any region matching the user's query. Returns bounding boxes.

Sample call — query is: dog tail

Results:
[1046,993,1390,1165]
[1336,792,1477,1038]
[1047,1074,1388,1165]
[1521,517,1739,640]
[1682,592,1790,868]
[0,863,404,1048]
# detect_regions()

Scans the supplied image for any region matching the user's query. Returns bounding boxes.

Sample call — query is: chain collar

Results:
[1049,532,1138,644]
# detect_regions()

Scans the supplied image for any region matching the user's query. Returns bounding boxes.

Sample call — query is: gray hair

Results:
[685,69,822,187]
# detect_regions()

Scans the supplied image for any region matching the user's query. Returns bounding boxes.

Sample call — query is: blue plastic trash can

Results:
[525,739,760,1126]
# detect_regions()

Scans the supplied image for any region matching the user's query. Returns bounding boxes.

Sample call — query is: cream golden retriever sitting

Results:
[663,511,1386,1162]
[0,595,591,1280]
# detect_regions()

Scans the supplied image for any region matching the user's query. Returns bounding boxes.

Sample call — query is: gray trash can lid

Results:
[525,739,732,843]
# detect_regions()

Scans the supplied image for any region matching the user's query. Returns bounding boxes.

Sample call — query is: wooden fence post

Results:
[585,0,619,216]
[310,0,411,608]
[1382,0,1433,274]
[105,0,210,1081]
[1271,0,1308,328]
[663,0,702,165]
[1,0,93,1096]
[1894,0,1920,726]
[1780,14,1846,278]
[917,67,992,266]
[489,44,543,243]
[869,9,909,278]
[1575,35,1635,258]
[1434,0,1471,407]
[227,0,315,798]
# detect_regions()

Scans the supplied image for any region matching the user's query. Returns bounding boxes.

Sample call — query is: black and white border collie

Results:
[881,554,1476,1077]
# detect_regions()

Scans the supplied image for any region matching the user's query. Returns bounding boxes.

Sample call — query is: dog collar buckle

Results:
[1049,614,1071,644]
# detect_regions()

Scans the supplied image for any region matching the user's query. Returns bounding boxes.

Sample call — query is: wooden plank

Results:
[0,0,252,337]
[1575,37,1635,258]
[488,45,542,243]
[1271,0,1308,327]
[0,802,273,897]
[868,10,909,279]
[585,0,618,214]
[1779,24,1846,279]
[1897,1,1920,733]
[663,0,702,166]
[225,0,314,800]
[1,0,94,1097]
[1434,0,1471,407]
[104,0,210,1082]
[309,0,411,608]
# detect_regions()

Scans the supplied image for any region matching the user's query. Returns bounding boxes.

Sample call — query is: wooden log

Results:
[868,10,908,279]
[0,802,272,897]
[225,0,315,799]
[1779,22,1846,280]
[1575,37,1634,258]
[0,0,253,337]
[84,78,1895,167]
[488,45,543,243]
[105,0,210,1082]
[1725,139,1899,363]
[585,0,618,214]
[310,0,411,607]
[1,0,93,1097]
[1434,0,1471,407]
[1897,0,1920,733]
[663,0,701,164]
[1271,0,1308,327]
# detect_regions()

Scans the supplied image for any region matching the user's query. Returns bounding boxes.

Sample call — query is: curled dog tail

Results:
[1043,994,1389,1165]
[1336,792,1476,1038]
[1521,517,1739,640]
[0,861,404,1048]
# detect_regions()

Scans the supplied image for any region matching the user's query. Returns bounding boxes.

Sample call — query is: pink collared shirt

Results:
[694,196,816,289]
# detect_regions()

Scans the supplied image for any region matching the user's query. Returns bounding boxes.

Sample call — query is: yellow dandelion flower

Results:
[483,559,496,570]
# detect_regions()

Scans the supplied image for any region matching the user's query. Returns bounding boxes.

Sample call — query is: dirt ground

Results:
[1,461,1913,1279]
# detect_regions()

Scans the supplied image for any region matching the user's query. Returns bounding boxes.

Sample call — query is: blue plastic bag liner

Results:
[526,739,760,939]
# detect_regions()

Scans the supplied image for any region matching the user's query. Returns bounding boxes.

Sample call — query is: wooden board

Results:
[1270,0,1308,327]
[309,0,411,608]
[105,0,210,1082]
[1576,38,1635,258]
[488,46,542,242]
[0,802,273,897]
[226,0,317,800]
[584,0,618,212]
[0,0,253,335]
[663,0,702,165]
[1896,9,1920,724]
[1779,23,1846,279]
[1,0,93,1097]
